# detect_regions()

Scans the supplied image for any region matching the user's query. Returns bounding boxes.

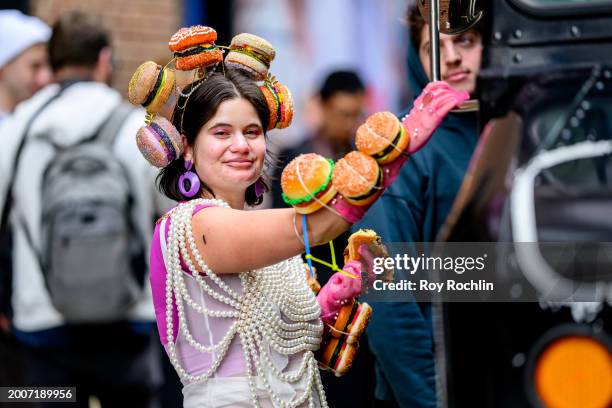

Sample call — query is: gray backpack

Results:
[25,102,146,323]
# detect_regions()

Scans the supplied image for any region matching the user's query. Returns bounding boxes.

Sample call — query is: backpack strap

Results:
[97,102,135,148]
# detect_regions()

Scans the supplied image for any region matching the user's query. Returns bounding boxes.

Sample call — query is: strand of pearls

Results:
[164,199,328,407]
[165,201,235,383]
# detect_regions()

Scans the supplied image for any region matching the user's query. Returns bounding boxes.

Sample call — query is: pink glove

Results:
[317,260,362,326]
[402,81,469,154]
[380,153,409,189]
[330,82,468,223]
[329,194,367,224]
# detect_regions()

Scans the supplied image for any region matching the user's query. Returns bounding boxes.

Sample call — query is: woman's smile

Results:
[224,158,255,169]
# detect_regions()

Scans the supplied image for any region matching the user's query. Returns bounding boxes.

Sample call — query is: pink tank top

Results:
[149,204,246,380]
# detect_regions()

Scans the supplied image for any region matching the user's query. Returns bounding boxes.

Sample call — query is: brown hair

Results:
[157,68,271,206]
[408,4,428,49]
[49,11,110,72]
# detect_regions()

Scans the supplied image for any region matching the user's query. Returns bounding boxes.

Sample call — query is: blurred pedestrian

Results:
[0,7,52,390]
[355,4,484,408]
[0,11,164,406]
[0,10,51,124]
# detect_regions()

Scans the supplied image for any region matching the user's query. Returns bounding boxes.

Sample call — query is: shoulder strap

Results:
[97,102,134,148]
[0,82,75,233]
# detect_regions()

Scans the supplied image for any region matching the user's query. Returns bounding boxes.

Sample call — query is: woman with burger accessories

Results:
[131,26,468,408]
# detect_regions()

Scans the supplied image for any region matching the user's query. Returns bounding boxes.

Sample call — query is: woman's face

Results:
[419,26,483,95]
[186,97,266,198]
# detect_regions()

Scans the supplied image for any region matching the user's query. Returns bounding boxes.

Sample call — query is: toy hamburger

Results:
[260,80,293,129]
[136,116,183,168]
[318,300,372,377]
[356,111,409,164]
[281,153,337,214]
[168,25,224,71]
[344,229,393,285]
[128,61,176,115]
[332,151,383,206]
[225,33,275,81]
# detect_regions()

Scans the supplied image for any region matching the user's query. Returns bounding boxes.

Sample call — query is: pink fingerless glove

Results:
[331,82,468,223]
[380,153,409,189]
[402,81,470,154]
[329,193,367,224]
[317,260,362,326]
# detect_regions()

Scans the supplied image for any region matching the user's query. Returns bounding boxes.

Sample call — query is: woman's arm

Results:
[186,82,468,275]
[189,207,350,274]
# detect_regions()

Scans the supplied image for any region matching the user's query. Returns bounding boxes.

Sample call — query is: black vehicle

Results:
[424,1,612,407]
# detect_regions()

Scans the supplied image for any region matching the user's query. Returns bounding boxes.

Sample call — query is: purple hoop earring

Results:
[254,178,265,200]
[178,160,200,198]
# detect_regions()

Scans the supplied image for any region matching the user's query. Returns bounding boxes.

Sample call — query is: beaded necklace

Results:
[163,199,328,407]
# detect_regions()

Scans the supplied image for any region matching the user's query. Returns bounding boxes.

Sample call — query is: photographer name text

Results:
[374,279,494,292]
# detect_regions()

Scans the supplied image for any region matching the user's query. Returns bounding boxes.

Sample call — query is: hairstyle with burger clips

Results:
[129,26,294,205]
[156,68,272,206]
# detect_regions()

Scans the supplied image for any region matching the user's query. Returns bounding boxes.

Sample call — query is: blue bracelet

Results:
[301,215,315,279]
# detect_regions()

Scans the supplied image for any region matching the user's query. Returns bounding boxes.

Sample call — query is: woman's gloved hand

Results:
[402,81,469,154]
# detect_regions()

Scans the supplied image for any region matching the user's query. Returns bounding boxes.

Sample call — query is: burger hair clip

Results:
[169,25,224,71]
[260,74,294,130]
[128,60,177,118]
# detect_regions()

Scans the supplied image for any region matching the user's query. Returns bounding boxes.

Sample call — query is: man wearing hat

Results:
[0,9,52,123]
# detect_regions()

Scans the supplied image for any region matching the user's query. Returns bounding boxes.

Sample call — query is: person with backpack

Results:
[0,11,166,406]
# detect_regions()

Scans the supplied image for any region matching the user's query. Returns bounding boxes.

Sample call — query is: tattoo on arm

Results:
[202,234,207,245]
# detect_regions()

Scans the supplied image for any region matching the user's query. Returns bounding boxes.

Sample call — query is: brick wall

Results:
[31,0,183,95]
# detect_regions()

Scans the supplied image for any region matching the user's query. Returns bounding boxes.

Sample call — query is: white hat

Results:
[0,10,51,69]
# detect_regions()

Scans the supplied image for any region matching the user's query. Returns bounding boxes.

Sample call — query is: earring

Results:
[178,160,200,198]
[254,178,265,199]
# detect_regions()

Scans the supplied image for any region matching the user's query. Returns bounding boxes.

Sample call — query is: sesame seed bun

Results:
[168,26,217,52]
[127,62,176,115]
[136,117,183,168]
[225,51,268,81]
[332,151,383,206]
[174,48,223,71]
[345,229,379,262]
[260,81,294,130]
[225,33,275,81]
[356,111,410,164]
[319,302,372,376]
[320,337,358,377]
[128,61,159,106]
[230,33,275,64]
[281,153,337,214]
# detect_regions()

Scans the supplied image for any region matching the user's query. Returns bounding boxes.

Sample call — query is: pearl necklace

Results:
[164,199,328,407]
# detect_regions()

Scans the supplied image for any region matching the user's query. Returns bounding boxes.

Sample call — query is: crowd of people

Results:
[0,3,484,408]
